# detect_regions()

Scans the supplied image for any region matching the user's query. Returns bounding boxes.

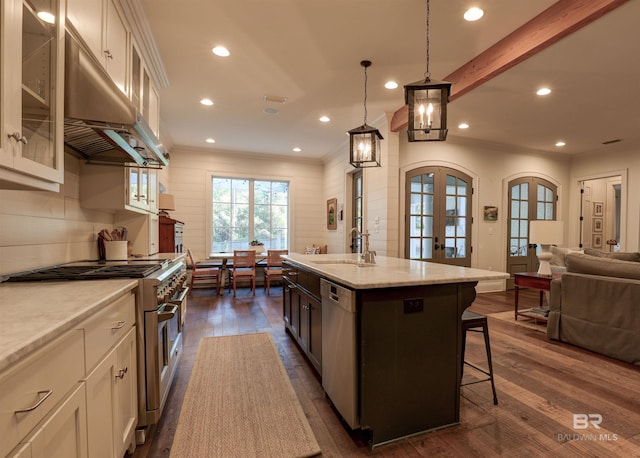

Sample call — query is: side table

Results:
[514,272,561,322]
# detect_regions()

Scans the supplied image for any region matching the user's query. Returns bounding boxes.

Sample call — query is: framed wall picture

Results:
[593,201,604,217]
[592,218,603,232]
[592,233,603,248]
[327,198,337,230]
[484,206,498,221]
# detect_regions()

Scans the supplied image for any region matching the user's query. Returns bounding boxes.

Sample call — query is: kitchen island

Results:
[282,253,509,447]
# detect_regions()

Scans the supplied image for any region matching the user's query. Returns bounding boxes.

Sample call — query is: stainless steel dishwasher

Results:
[321,279,358,428]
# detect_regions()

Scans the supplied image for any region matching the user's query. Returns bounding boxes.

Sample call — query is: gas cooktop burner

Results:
[3,263,162,282]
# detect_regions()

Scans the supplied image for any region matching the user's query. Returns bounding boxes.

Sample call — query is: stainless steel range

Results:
[135,258,188,444]
[3,256,189,444]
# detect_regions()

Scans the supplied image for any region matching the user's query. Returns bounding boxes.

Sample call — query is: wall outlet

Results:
[404,298,424,314]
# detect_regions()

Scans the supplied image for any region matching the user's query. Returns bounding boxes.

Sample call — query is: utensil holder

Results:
[105,241,128,260]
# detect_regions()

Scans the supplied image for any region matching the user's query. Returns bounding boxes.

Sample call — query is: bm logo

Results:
[573,414,602,429]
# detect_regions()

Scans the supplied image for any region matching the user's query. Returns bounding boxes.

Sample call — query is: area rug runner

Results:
[488,310,547,333]
[170,332,320,457]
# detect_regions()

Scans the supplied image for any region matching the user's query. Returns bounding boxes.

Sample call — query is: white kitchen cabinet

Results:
[131,44,142,111]
[148,165,158,213]
[104,0,128,93]
[0,0,65,191]
[80,163,158,215]
[0,330,86,457]
[133,45,160,137]
[129,166,158,213]
[65,0,102,63]
[12,383,88,458]
[66,0,128,95]
[144,69,160,137]
[85,327,137,458]
[114,328,137,456]
[114,211,159,256]
[82,291,137,457]
[128,167,150,212]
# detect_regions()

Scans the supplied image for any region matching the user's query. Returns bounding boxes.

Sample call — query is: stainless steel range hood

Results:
[64,31,168,167]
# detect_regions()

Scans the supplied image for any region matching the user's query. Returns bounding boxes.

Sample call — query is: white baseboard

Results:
[476,279,507,293]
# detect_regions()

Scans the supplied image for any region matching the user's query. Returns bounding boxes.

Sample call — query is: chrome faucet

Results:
[350,227,376,264]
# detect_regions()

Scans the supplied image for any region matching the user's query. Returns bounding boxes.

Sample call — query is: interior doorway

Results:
[505,177,558,288]
[404,166,472,267]
[579,175,622,252]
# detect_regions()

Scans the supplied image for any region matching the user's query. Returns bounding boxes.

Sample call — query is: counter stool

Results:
[461,310,498,405]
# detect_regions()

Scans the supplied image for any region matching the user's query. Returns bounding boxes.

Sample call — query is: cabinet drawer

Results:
[82,293,135,372]
[0,330,84,457]
[298,269,321,299]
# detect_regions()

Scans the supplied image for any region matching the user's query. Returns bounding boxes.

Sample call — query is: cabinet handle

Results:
[104,50,113,59]
[8,132,28,144]
[115,366,128,379]
[111,320,126,330]
[15,389,53,414]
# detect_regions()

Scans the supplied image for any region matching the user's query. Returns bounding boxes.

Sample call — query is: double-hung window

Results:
[211,177,289,251]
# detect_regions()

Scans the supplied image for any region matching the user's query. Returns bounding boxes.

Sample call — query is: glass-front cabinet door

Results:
[0,0,64,190]
[127,167,151,211]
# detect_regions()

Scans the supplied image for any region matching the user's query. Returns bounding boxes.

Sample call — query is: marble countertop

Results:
[282,253,509,289]
[0,279,138,373]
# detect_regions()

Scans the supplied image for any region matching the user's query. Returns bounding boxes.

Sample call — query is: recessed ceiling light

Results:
[537,87,552,96]
[464,7,484,22]
[212,46,230,57]
[37,11,55,23]
[206,138,216,144]
[319,116,330,123]
[458,123,469,129]
[293,147,302,152]
[200,98,214,106]
[555,141,566,147]
[263,108,279,115]
[385,81,399,89]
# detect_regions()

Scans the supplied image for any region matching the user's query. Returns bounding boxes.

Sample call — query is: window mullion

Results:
[249,179,255,242]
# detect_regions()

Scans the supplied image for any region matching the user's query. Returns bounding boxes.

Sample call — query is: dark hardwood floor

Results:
[132,284,640,457]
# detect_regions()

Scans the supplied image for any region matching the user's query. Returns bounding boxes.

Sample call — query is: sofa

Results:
[547,250,640,366]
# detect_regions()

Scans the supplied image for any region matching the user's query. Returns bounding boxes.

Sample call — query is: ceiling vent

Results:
[263,95,288,104]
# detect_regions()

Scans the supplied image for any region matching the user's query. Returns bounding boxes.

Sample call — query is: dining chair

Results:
[187,249,220,295]
[228,250,256,297]
[264,249,288,295]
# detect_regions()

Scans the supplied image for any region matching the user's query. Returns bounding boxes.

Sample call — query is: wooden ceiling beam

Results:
[390,0,631,132]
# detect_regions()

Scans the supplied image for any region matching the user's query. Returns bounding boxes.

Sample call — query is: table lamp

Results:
[158,193,175,217]
[529,220,564,276]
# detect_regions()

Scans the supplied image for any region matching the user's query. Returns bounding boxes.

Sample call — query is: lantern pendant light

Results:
[404,0,452,142]
[348,60,383,168]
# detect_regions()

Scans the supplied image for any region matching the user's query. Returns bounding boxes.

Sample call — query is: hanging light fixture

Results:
[348,60,383,168]
[404,0,452,142]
